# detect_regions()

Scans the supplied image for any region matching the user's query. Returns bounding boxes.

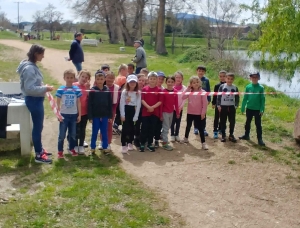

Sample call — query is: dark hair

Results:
[94,70,106,77]
[226,72,235,78]
[127,63,135,70]
[75,32,83,38]
[165,76,175,82]
[196,65,207,72]
[219,70,227,74]
[27,44,45,62]
[101,64,110,71]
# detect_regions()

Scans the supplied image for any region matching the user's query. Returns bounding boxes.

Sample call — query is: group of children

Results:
[55,64,266,158]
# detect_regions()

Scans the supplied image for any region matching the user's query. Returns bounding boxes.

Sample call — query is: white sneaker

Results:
[78,146,85,155]
[202,143,208,150]
[98,142,103,150]
[74,146,80,153]
[183,137,189,143]
[128,143,134,151]
[175,136,181,142]
[122,146,128,154]
[107,144,111,150]
[170,136,175,142]
[84,141,88,148]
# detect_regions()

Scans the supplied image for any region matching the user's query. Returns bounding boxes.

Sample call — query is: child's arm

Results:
[212,84,218,107]
[77,98,81,123]
[107,90,113,120]
[201,92,208,119]
[141,100,151,109]
[241,86,249,113]
[133,92,142,121]
[217,84,223,111]
[260,86,265,114]
[174,93,180,117]
[206,79,211,103]
[182,87,191,100]
[235,86,240,108]
[120,91,126,121]
[88,91,93,122]
[56,97,61,112]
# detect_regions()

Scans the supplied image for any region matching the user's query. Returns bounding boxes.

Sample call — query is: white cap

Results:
[127,74,138,83]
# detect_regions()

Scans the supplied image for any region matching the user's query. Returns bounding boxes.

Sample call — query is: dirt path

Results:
[1,39,300,228]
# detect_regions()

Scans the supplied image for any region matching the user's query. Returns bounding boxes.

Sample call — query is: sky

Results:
[0,0,265,24]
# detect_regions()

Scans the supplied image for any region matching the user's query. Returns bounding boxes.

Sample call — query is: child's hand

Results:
[259,112,264,116]
[58,118,63,122]
[147,107,154,112]
[176,115,180,119]
[77,116,81,123]
[121,117,125,122]
[46,86,54,92]
[108,119,112,123]
[89,119,93,123]
[218,106,221,112]
[85,81,91,89]
[201,115,205,120]
[212,105,215,109]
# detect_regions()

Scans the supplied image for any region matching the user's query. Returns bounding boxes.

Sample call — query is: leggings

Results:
[185,114,205,143]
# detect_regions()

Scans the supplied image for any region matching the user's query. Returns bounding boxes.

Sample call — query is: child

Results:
[140,71,162,152]
[161,76,180,150]
[170,71,186,142]
[99,71,119,150]
[156,71,165,89]
[115,64,128,87]
[140,68,149,86]
[194,65,210,136]
[73,69,91,154]
[56,69,82,158]
[212,70,227,139]
[239,72,266,146]
[217,73,239,142]
[127,63,135,75]
[101,64,110,72]
[88,70,113,155]
[120,75,141,153]
[182,76,208,150]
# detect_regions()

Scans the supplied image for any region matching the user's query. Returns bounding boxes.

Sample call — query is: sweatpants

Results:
[121,106,135,146]
[213,107,221,132]
[220,105,236,136]
[170,110,183,136]
[140,115,159,145]
[91,117,108,149]
[245,109,263,139]
[155,120,162,141]
[75,114,88,147]
[134,109,142,142]
[185,114,205,143]
[162,112,173,143]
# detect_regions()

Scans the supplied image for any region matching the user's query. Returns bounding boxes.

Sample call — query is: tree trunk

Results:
[155,0,167,55]
[103,0,119,44]
[171,30,175,54]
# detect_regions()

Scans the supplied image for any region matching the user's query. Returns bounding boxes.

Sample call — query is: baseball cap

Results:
[134,40,142,45]
[127,74,138,83]
[249,72,260,79]
[75,32,83,37]
[157,71,166,77]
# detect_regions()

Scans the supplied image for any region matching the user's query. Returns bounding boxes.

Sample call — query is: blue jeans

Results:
[135,67,142,74]
[25,96,44,155]
[91,117,108,149]
[58,114,77,151]
[72,62,82,72]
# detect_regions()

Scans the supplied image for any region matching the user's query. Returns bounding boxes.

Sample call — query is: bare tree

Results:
[32,10,45,35]
[155,0,167,54]
[145,0,158,46]
[43,4,63,40]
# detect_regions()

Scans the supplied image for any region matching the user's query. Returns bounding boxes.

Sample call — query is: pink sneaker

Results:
[128,143,134,151]
[58,151,64,159]
[122,146,128,154]
[69,149,78,156]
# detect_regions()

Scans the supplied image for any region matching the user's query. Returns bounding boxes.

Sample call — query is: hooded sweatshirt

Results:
[17,60,47,97]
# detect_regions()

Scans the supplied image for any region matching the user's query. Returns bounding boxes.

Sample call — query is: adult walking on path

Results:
[17,44,54,164]
[132,40,147,74]
[69,32,84,74]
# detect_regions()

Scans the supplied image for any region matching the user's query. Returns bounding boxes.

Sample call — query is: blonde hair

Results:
[78,69,91,80]
[118,64,128,73]
[64,69,76,78]
[174,71,184,78]
[105,71,115,78]
[189,76,202,91]
[137,74,145,79]
[147,71,158,78]
[140,68,149,75]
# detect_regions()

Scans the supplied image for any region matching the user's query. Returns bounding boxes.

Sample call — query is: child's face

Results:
[191,79,201,90]
[197,69,206,78]
[64,74,75,85]
[105,75,115,86]
[121,68,128,76]
[103,68,110,73]
[226,76,234,85]
[95,75,105,86]
[148,76,157,87]
[175,74,183,85]
[128,81,137,90]
[138,76,145,88]
[79,73,89,85]
[140,71,148,77]
[219,73,226,82]
[166,79,175,89]
[128,66,134,75]
[144,78,149,86]
[157,77,164,87]
[250,75,259,84]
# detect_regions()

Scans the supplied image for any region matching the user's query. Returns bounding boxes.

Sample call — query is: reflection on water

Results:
[225,50,300,98]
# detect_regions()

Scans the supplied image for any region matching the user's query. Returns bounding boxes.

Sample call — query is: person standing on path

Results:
[132,40,147,74]
[17,44,54,164]
[69,32,84,74]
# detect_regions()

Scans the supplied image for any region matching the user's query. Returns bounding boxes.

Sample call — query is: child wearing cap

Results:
[140,71,162,152]
[101,64,110,72]
[239,72,266,146]
[120,75,141,153]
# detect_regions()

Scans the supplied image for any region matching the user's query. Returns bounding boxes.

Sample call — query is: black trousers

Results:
[75,114,88,146]
[0,102,8,139]
[141,115,159,145]
[121,106,136,146]
[213,107,221,132]
[220,106,236,136]
[245,109,263,139]
[194,116,206,130]
[170,110,183,136]
[154,119,162,141]
[114,103,121,126]
[134,110,142,139]
[185,114,205,143]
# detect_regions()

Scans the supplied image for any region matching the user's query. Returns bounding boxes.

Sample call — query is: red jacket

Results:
[161,88,179,116]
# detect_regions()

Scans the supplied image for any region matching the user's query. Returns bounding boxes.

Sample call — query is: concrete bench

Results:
[81,39,98,47]
[0,82,32,155]
[119,47,125,52]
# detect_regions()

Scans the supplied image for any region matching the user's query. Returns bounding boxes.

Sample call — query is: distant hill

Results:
[176,13,237,25]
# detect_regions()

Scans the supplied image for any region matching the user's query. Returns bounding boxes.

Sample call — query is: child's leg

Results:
[170,111,176,136]
[195,115,205,143]
[107,110,115,144]
[245,109,254,136]
[140,116,149,145]
[185,114,193,138]
[213,107,220,132]
[99,117,109,149]
[68,114,78,150]
[148,115,159,145]
[175,110,183,136]
[254,110,262,139]
[162,112,172,143]
[228,106,236,135]
[79,115,88,146]
[90,118,100,149]
[75,121,80,147]
[220,107,228,136]
[58,116,68,152]
[154,120,162,141]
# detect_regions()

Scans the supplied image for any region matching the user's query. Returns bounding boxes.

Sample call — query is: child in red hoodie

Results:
[160,76,180,150]
[140,71,162,152]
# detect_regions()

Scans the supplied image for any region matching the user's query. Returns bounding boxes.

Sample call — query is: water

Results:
[225,50,300,98]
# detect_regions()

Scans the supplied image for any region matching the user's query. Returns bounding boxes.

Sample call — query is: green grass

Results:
[0,31,20,40]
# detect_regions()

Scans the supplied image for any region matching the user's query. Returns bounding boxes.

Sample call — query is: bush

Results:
[177,47,214,63]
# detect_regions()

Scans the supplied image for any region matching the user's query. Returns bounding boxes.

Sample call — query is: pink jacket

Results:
[182,88,208,116]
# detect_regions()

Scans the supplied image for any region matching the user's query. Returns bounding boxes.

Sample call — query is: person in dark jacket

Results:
[69,32,84,74]
[88,70,112,155]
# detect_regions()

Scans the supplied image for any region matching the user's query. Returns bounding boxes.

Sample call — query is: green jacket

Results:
[241,83,265,113]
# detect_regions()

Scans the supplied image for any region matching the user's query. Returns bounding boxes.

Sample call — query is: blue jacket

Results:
[201,76,211,102]
[69,39,84,63]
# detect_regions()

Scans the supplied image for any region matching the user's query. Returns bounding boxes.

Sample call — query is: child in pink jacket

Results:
[182,76,208,150]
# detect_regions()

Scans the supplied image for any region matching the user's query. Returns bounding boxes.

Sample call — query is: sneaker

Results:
[204,130,209,137]
[78,146,85,155]
[139,145,145,152]
[213,131,218,139]
[42,148,52,156]
[183,137,189,143]
[107,144,111,150]
[175,136,181,142]
[98,142,103,150]
[35,154,52,164]
[239,135,250,140]
[221,136,226,142]
[89,149,96,156]
[258,139,266,146]
[194,128,199,135]
[154,140,159,148]
[229,135,237,143]
[162,143,173,151]
[74,146,80,153]
[58,151,64,159]
[218,130,222,135]
[147,144,155,152]
[202,143,208,150]
[170,136,175,142]
[122,146,128,154]
[128,143,134,151]
[102,149,111,156]
[84,141,88,148]
[69,149,78,156]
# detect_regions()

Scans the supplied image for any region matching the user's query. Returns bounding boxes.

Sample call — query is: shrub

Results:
[177,47,214,63]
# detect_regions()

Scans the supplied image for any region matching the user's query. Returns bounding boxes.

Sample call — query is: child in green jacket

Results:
[239,72,266,146]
